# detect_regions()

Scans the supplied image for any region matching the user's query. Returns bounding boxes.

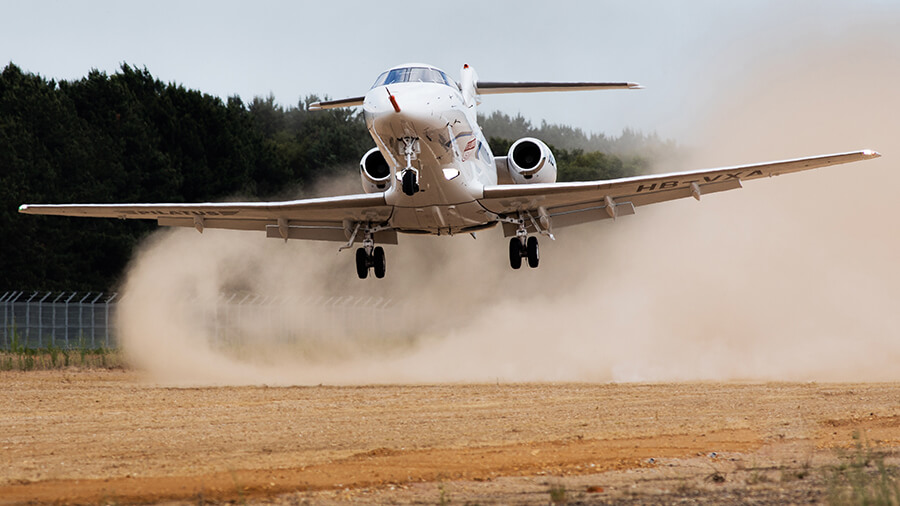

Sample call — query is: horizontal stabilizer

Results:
[476,81,642,95]
[308,96,365,110]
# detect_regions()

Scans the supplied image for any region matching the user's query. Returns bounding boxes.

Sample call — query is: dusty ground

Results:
[1,370,899,504]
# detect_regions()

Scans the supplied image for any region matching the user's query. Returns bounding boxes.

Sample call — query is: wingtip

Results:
[862,149,881,158]
[18,204,28,213]
[308,102,323,111]
[628,83,644,90]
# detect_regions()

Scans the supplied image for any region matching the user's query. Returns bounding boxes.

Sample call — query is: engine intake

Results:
[507,138,557,184]
[360,147,392,193]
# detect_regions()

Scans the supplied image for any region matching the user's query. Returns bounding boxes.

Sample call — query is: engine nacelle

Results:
[360,147,392,193]
[507,138,557,184]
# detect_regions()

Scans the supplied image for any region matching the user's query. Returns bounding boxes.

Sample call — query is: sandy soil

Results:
[1,370,898,504]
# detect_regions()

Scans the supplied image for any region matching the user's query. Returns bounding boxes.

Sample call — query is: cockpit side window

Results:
[371,67,456,89]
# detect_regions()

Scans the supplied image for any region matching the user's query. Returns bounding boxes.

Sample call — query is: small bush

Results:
[826,431,900,505]
[548,483,567,505]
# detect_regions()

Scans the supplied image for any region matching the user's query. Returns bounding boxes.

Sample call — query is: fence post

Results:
[105,293,118,348]
[51,293,65,347]
[77,293,91,346]
[235,294,247,344]
[0,292,9,349]
[89,293,102,347]
[37,292,51,348]
[9,292,23,348]
[64,293,77,348]
[1,292,9,349]
[24,291,39,343]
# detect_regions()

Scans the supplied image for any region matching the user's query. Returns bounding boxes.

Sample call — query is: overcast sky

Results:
[2,0,898,142]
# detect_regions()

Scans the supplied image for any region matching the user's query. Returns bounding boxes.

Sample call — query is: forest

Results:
[0,63,676,291]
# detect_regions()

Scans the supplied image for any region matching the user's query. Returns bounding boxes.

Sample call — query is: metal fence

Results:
[1,291,396,350]
[1,291,117,349]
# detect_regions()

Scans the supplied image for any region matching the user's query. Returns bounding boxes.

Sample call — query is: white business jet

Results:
[20,63,880,279]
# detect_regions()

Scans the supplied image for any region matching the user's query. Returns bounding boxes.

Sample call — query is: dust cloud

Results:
[117,23,900,385]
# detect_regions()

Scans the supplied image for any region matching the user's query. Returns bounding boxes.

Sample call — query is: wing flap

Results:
[547,201,636,231]
[158,217,269,231]
[264,225,398,244]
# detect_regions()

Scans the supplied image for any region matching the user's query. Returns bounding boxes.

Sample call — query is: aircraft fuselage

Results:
[363,68,498,235]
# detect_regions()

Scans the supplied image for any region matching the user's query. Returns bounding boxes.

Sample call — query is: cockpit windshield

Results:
[371,67,456,89]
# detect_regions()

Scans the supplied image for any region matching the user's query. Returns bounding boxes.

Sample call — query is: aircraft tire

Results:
[402,170,418,196]
[509,238,523,270]
[355,248,369,279]
[526,236,539,268]
[373,246,386,279]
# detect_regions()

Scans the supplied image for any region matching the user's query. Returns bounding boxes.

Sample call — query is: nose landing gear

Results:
[399,137,420,196]
[401,169,419,196]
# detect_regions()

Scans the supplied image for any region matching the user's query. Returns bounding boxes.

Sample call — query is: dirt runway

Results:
[1,370,899,504]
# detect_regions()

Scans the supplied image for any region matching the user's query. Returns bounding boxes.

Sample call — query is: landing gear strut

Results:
[400,137,420,196]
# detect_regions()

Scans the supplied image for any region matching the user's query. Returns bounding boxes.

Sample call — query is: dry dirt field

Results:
[1,370,899,504]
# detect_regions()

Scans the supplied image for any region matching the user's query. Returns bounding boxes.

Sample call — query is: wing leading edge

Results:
[479,150,881,235]
[19,193,398,243]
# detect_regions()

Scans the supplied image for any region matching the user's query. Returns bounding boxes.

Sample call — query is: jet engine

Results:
[507,138,557,184]
[360,147,392,193]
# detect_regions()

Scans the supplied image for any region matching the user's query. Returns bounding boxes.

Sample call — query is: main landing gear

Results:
[507,211,547,270]
[509,236,539,269]
[355,245,385,279]
[342,225,386,279]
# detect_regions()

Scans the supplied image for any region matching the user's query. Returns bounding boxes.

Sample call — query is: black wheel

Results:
[401,170,419,196]
[526,236,539,268]
[509,238,523,269]
[372,246,386,279]
[355,248,369,279]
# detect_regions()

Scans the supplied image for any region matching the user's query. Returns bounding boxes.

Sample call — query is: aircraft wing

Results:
[18,193,398,243]
[479,150,881,235]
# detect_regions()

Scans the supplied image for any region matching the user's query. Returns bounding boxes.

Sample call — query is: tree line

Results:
[1,63,676,291]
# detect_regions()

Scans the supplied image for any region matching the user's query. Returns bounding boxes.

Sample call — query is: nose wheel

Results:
[356,246,386,279]
[401,170,419,196]
[509,236,539,269]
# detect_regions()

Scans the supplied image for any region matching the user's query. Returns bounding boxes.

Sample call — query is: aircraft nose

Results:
[385,89,401,113]
[365,87,403,115]
[365,85,451,136]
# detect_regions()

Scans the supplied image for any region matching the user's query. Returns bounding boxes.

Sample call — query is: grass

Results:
[437,482,451,505]
[826,431,900,505]
[547,482,567,505]
[0,329,123,371]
